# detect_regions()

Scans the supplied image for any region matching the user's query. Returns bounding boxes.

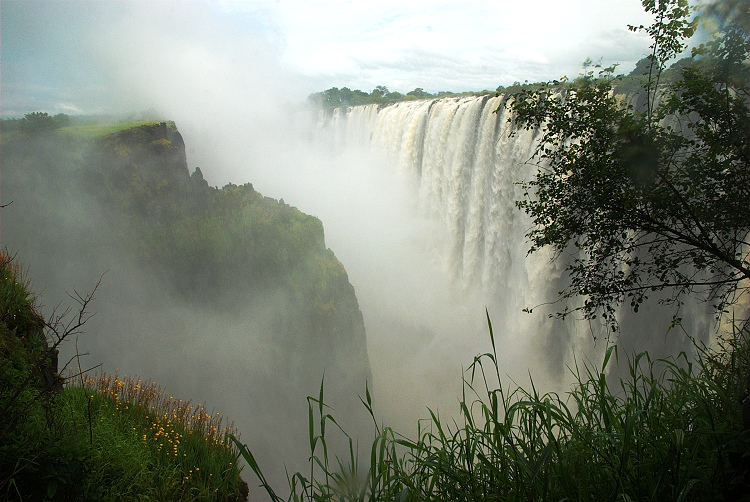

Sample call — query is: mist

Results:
[66,1,557,429]
[1,1,712,499]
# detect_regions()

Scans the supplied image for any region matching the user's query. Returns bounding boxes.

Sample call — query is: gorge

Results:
[1,93,716,497]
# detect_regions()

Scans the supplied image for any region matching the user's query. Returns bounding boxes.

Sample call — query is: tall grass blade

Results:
[227,433,283,501]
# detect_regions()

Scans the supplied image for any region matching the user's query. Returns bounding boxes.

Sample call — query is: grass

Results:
[0,250,247,501]
[235,311,750,501]
[58,372,246,500]
[2,369,248,501]
[0,252,44,339]
[57,120,165,138]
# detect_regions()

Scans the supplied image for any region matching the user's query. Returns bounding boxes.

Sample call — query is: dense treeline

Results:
[307,55,696,112]
[308,85,493,109]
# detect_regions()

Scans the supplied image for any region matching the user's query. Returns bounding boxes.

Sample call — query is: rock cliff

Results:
[2,120,373,482]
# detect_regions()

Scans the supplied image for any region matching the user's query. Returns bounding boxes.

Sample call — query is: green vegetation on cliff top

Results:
[57,120,169,138]
[307,55,692,111]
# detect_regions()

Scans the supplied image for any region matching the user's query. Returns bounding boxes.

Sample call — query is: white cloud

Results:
[259,0,655,91]
[2,0,664,114]
[196,0,657,93]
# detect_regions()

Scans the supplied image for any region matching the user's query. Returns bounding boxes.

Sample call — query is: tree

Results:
[506,0,750,331]
[19,112,56,134]
[383,90,404,103]
[371,85,389,100]
[407,87,431,99]
[629,56,654,77]
[15,112,70,135]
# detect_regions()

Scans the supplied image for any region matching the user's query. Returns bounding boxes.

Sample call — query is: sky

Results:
[0,0,659,117]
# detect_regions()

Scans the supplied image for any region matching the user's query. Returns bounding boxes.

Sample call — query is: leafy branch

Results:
[504,0,750,333]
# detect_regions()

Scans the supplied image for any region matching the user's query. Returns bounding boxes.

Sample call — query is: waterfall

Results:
[317,95,712,380]
[322,96,559,310]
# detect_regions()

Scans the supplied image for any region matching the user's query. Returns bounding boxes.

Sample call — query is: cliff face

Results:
[2,122,372,475]
[91,121,372,413]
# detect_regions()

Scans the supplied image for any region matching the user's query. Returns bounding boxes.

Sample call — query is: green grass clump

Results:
[58,372,246,500]
[236,313,750,501]
[0,253,44,340]
[0,252,63,500]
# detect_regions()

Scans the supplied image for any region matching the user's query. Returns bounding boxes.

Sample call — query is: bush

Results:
[0,287,83,499]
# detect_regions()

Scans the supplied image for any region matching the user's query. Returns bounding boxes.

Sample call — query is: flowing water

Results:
[311,95,713,433]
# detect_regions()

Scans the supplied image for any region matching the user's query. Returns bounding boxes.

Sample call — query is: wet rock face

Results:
[42,346,63,394]
[27,318,63,395]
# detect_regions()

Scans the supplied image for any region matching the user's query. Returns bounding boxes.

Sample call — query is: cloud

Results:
[2,0,662,115]
[261,0,655,91]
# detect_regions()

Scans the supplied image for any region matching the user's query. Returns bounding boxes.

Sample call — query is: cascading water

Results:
[317,94,712,392]
[325,96,547,297]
